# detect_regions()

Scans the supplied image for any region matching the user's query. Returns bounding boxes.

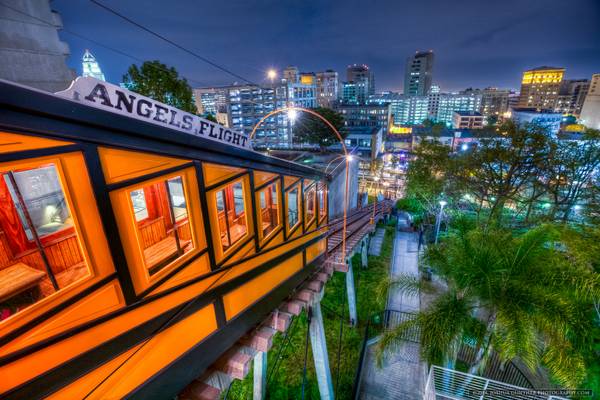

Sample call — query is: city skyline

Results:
[53,0,600,92]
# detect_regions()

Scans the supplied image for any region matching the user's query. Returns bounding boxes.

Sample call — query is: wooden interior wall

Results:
[0,232,83,274]
[138,218,167,249]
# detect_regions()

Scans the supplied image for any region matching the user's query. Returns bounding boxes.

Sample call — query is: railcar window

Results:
[305,185,316,225]
[318,182,327,221]
[0,164,89,322]
[216,180,248,251]
[287,186,300,230]
[128,176,193,275]
[258,182,279,238]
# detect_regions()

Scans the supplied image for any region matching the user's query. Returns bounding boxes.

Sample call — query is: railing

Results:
[351,309,547,399]
[424,365,569,400]
[351,309,419,399]
[457,345,533,389]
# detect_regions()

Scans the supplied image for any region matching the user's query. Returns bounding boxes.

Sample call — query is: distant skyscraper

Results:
[82,49,105,81]
[339,64,373,105]
[580,74,600,130]
[404,51,434,96]
[556,79,590,116]
[283,66,299,83]
[341,81,370,105]
[461,87,510,118]
[316,70,339,108]
[435,93,482,126]
[517,66,565,110]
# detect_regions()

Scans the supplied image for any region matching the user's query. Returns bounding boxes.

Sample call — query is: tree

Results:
[486,115,499,126]
[293,107,347,150]
[464,122,552,221]
[205,113,218,123]
[422,118,446,136]
[378,220,600,388]
[542,130,600,221]
[122,61,196,113]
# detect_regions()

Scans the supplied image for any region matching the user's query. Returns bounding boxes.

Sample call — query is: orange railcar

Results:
[0,80,329,399]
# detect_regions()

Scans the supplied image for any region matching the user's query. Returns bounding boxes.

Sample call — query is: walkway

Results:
[368,228,385,256]
[359,214,426,400]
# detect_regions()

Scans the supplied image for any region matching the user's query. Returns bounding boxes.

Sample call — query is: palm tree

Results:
[377,218,600,388]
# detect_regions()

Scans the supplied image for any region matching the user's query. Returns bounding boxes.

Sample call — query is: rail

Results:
[326,201,393,258]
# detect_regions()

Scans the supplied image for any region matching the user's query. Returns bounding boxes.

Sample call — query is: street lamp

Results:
[249,106,351,261]
[287,109,298,123]
[434,200,447,244]
[267,69,277,83]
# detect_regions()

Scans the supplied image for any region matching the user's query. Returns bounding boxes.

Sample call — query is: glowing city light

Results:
[287,109,298,122]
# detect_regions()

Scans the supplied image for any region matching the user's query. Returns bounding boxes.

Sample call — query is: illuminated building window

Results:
[287,184,301,232]
[216,180,247,251]
[257,182,280,239]
[129,176,193,275]
[305,184,316,225]
[0,163,89,321]
[318,182,327,222]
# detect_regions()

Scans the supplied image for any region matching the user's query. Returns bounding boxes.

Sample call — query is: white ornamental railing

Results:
[423,365,570,400]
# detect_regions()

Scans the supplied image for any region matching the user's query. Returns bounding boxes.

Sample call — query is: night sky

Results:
[54,0,600,92]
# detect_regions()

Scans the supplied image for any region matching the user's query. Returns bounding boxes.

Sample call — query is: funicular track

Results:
[180,201,393,400]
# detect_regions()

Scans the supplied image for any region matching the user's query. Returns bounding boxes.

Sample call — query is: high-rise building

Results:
[556,79,590,116]
[283,66,299,83]
[517,66,565,110]
[287,73,317,109]
[316,70,339,108]
[335,103,390,131]
[462,87,510,118]
[435,93,482,126]
[404,51,434,96]
[82,49,105,82]
[195,74,317,148]
[369,90,481,127]
[0,0,75,92]
[368,93,429,125]
[225,84,289,147]
[341,81,370,105]
[580,74,600,130]
[346,64,375,95]
[193,87,229,125]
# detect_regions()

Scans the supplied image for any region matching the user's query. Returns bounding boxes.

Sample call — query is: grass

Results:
[224,218,396,400]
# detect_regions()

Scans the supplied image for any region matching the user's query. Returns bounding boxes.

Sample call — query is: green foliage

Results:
[293,107,347,150]
[404,140,455,223]
[205,113,218,122]
[405,121,600,226]
[122,60,196,113]
[422,118,447,135]
[379,222,600,388]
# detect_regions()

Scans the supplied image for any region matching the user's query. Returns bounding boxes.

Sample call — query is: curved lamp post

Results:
[249,106,352,262]
[434,200,447,244]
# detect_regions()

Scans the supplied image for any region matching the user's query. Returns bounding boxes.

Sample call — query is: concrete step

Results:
[281,300,304,316]
[239,326,276,353]
[268,310,292,332]
[294,288,315,304]
[215,348,253,380]
[199,370,232,393]
[315,272,329,284]
[306,279,324,293]
[180,381,221,400]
